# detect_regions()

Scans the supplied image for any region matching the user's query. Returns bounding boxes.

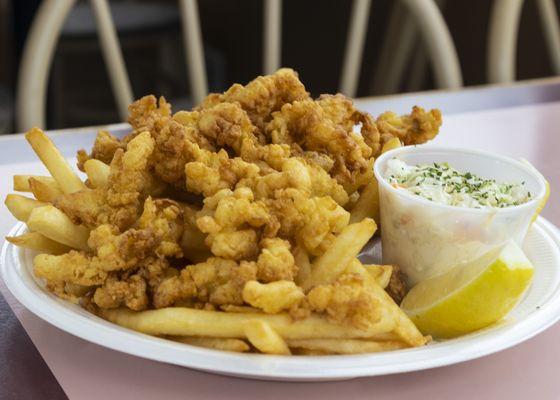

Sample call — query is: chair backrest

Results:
[263,0,462,97]
[16,0,462,132]
[370,0,451,95]
[488,0,560,83]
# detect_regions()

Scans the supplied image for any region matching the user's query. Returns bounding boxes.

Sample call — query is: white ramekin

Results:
[373,146,548,285]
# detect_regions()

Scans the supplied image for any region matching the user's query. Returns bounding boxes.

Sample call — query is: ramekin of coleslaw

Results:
[373,146,548,285]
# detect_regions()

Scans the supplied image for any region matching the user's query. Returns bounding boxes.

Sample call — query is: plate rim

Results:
[2,218,560,381]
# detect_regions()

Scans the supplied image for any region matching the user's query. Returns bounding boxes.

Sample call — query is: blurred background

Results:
[0,0,559,133]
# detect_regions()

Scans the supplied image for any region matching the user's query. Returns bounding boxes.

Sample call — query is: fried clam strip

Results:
[33,198,183,297]
[195,187,349,258]
[98,306,396,340]
[239,259,391,331]
[77,130,126,171]
[154,259,394,336]
[184,143,349,208]
[145,110,214,187]
[127,98,257,188]
[153,238,296,308]
[13,70,440,355]
[194,101,261,151]
[240,156,349,206]
[197,68,310,132]
[315,94,376,134]
[153,257,256,308]
[364,106,442,157]
[304,273,386,331]
[183,141,260,198]
[78,96,173,174]
[32,248,106,285]
[180,104,293,175]
[128,94,172,135]
[169,102,330,192]
[55,132,164,230]
[92,272,148,310]
[266,98,373,193]
[92,258,177,311]
[85,84,438,208]
[127,96,282,189]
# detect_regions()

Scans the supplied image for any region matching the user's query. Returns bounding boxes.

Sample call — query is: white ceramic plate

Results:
[2,218,560,382]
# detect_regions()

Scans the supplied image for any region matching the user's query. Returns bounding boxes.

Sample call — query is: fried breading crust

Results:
[197,68,310,132]
[41,70,441,330]
[77,130,126,171]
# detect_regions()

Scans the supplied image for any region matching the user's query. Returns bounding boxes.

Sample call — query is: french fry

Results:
[287,339,408,354]
[13,175,32,192]
[13,175,58,192]
[349,138,402,224]
[8,74,437,357]
[99,306,396,340]
[345,260,426,347]
[83,159,110,189]
[381,137,403,153]
[171,336,250,352]
[25,128,86,194]
[302,218,376,290]
[242,280,305,313]
[244,320,291,355]
[363,264,393,289]
[220,305,263,313]
[294,245,311,285]
[4,194,47,222]
[29,177,64,202]
[6,232,71,255]
[349,179,380,224]
[27,205,90,250]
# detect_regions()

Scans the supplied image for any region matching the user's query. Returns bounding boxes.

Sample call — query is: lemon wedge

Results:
[401,241,534,339]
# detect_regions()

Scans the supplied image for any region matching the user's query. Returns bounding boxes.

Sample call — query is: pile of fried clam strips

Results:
[7,69,442,355]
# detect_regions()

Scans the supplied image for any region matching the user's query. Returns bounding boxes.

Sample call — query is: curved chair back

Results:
[17,0,462,131]
[488,0,560,83]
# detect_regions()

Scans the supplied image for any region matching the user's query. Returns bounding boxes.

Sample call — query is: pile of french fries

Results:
[5,128,427,355]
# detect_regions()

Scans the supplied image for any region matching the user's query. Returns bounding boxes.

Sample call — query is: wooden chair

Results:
[16,0,462,131]
[370,0,449,95]
[264,0,462,97]
[487,0,560,83]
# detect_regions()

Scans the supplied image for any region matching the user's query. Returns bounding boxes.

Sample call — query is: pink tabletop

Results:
[1,100,559,399]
